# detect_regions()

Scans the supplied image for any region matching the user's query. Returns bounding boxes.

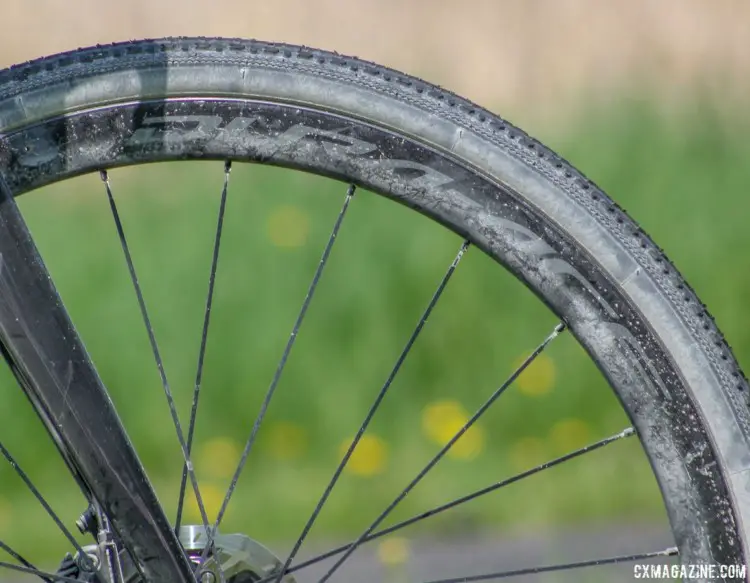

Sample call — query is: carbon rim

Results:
[0,95,743,581]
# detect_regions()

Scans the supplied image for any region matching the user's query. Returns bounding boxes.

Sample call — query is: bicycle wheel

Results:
[0,37,747,583]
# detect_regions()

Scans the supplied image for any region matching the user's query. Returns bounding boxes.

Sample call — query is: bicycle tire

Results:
[0,37,748,581]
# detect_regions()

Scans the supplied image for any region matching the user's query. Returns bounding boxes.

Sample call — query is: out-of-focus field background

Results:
[1,0,749,575]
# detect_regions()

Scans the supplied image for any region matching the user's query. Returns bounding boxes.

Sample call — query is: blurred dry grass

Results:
[2,0,748,122]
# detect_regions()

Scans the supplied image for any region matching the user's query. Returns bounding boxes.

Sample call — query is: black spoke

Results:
[423,546,679,582]
[0,442,91,570]
[175,160,232,531]
[274,239,471,583]
[259,426,634,582]
[201,184,356,563]
[0,540,51,583]
[0,560,82,583]
[317,322,567,583]
[100,171,211,534]
[370,426,636,538]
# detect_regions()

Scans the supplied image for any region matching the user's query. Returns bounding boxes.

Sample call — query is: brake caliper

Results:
[54,522,297,583]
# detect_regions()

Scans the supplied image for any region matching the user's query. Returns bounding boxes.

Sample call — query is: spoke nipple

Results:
[346,183,357,197]
[224,160,232,174]
[99,170,108,182]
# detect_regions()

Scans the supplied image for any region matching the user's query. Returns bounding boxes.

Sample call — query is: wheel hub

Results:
[64,525,296,583]
[181,525,297,583]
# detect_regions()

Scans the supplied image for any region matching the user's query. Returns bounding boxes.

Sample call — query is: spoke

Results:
[368,427,636,541]
[201,183,356,563]
[0,442,92,570]
[317,322,567,583]
[423,546,679,582]
[259,426,635,582]
[0,560,82,583]
[274,239,471,583]
[100,171,211,535]
[0,540,51,583]
[175,161,232,531]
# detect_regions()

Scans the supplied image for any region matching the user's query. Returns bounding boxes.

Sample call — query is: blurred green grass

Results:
[1,98,749,564]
